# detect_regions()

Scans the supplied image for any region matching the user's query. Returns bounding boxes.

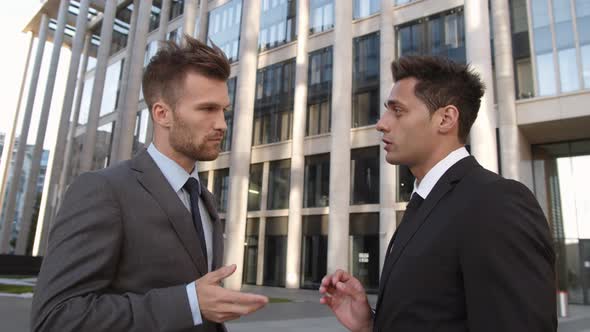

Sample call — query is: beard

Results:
[169,113,221,162]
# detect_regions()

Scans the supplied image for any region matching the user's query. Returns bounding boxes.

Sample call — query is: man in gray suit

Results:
[31,36,268,332]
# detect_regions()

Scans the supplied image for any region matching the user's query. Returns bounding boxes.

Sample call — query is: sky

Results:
[0,0,72,150]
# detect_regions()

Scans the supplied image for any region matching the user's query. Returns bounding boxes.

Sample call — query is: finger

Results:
[222,302,265,317]
[220,289,269,306]
[331,269,349,285]
[320,274,333,288]
[208,264,237,283]
[320,295,333,307]
[335,280,365,302]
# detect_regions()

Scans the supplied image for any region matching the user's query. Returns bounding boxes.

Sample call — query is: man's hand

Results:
[319,269,373,332]
[195,264,268,323]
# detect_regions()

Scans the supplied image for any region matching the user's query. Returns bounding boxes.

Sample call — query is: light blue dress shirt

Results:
[147,144,212,326]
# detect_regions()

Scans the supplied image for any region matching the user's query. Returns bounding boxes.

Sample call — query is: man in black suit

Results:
[319,56,556,331]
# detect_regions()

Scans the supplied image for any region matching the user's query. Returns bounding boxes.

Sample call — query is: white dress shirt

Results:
[147,144,212,326]
[412,147,470,200]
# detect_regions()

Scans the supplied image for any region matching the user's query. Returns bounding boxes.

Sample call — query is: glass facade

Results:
[307,46,332,136]
[264,216,288,287]
[247,163,264,211]
[243,218,259,285]
[213,168,230,213]
[304,153,329,207]
[349,213,380,292]
[268,159,291,210]
[350,147,379,205]
[167,27,184,44]
[207,0,242,62]
[353,0,380,20]
[398,164,414,202]
[352,33,380,128]
[397,7,466,63]
[144,40,159,67]
[93,122,115,170]
[258,0,297,52]
[169,0,184,21]
[100,59,124,116]
[509,0,535,99]
[132,109,150,155]
[148,1,163,33]
[221,77,237,152]
[253,59,295,146]
[553,0,579,92]
[576,0,590,88]
[110,4,133,56]
[78,77,94,125]
[310,0,333,34]
[301,215,328,289]
[198,171,208,189]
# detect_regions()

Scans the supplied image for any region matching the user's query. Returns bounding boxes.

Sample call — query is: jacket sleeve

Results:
[460,179,557,332]
[31,172,196,332]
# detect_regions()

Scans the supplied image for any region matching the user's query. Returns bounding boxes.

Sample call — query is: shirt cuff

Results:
[186,282,203,326]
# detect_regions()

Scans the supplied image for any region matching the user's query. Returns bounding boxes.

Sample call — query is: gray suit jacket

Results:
[31,149,226,332]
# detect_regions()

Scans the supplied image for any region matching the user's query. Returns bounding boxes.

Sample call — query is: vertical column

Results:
[285,0,309,289]
[256,162,270,285]
[224,0,261,291]
[465,0,499,173]
[378,0,397,274]
[183,0,199,38]
[111,0,140,159]
[492,0,520,181]
[0,14,49,254]
[144,0,172,146]
[0,33,34,220]
[29,0,90,256]
[113,0,153,162]
[196,0,208,42]
[327,0,353,274]
[78,0,118,172]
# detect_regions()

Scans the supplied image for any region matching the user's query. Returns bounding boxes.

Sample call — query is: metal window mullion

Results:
[570,0,585,89]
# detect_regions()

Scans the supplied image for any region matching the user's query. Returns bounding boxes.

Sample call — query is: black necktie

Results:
[388,193,424,255]
[183,177,208,267]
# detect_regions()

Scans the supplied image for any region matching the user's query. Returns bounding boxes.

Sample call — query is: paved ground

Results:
[1,283,589,331]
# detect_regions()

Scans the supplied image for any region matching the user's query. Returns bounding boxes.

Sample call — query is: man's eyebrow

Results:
[197,101,232,108]
[384,99,406,108]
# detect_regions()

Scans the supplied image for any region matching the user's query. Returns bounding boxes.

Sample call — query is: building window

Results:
[267,159,291,210]
[301,215,328,289]
[304,154,330,207]
[350,147,379,205]
[167,27,183,44]
[132,109,150,155]
[310,0,334,34]
[353,0,380,20]
[395,0,418,6]
[110,4,133,56]
[170,0,184,21]
[248,163,264,211]
[307,46,332,136]
[243,218,259,285]
[509,0,535,99]
[207,0,242,63]
[258,0,297,52]
[93,122,115,170]
[253,59,295,146]
[78,76,94,125]
[531,0,556,96]
[578,0,590,88]
[553,0,579,92]
[198,171,209,189]
[397,7,466,63]
[352,33,380,128]
[144,40,158,67]
[349,213,380,292]
[149,1,163,32]
[398,165,414,202]
[213,168,230,212]
[264,216,288,287]
[221,77,237,152]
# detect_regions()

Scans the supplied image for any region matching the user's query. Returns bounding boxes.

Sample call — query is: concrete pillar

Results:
[0,33,34,223]
[110,0,140,160]
[28,0,91,256]
[113,0,153,162]
[78,0,118,172]
[17,0,70,256]
[327,0,353,274]
[256,162,270,285]
[196,0,208,42]
[0,14,49,254]
[465,0,499,173]
[224,0,261,291]
[183,0,199,38]
[144,0,172,146]
[285,0,309,289]
[492,0,520,181]
[378,0,397,275]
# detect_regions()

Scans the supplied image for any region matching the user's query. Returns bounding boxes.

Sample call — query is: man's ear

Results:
[152,101,172,128]
[437,105,460,136]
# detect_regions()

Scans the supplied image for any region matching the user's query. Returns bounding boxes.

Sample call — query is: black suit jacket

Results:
[32,149,225,332]
[374,156,556,332]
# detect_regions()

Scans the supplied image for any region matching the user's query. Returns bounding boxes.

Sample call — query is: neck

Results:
[410,142,464,182]
[152,139,196,174]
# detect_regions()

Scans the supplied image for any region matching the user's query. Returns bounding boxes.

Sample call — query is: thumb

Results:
[208,264,237,283]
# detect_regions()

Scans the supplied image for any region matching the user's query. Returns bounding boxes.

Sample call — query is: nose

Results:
[376,115,386,133]
[215,109,228,132]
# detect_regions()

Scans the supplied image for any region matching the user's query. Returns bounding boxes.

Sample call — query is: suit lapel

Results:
[376,156,480,313]
[200,185,224,270]
[131,150,209,276]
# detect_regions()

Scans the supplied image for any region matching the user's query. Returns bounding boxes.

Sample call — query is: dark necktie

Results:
[183,177,208,267]
[388,193,424,255]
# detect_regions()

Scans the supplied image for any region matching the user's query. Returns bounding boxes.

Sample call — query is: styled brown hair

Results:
[391,56,485,143]
[142,35,231,113]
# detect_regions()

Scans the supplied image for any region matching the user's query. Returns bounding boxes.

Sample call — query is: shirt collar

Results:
[147,144,201,194]
[412,146,469,199]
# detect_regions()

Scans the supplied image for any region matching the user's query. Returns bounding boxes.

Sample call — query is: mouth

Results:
[382,138,393,151]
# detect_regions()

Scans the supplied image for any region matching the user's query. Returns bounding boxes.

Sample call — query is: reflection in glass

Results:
[553,0,578,92]
[247,163,264,211]
[169,0,184,21]
[304,154,329,207]
[558,48,579,92]
[132,109,150,154]
[144,40,159,67]
[267,159,291,210]
[100,60,123,116]
[221,77,237,152]
[207,0,242,62]
[353,0,379,19]
[198,171,209,189]
[350,147,379,205]
[167,27,183,44]
[349,213,380,292]
[110,4,133,56]
[264,216,288,287]
[510,0,535,99]
[536,53,556,96]
[582,45,590,89]
[243,218,259,285]
[307,47,332,136]
[78,77,94,125]
[301,215,328,289]
[213,168,230,212]
[148,1,162,33]
[353,33,380,128]
[310,0,333,34]
[258,0,297,52]
[398,165,414,202]
[93,122,115,170]
[577,0,590,88]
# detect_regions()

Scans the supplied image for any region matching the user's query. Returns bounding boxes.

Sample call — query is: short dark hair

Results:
[391,56,485,143]
[142,35,231,113]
